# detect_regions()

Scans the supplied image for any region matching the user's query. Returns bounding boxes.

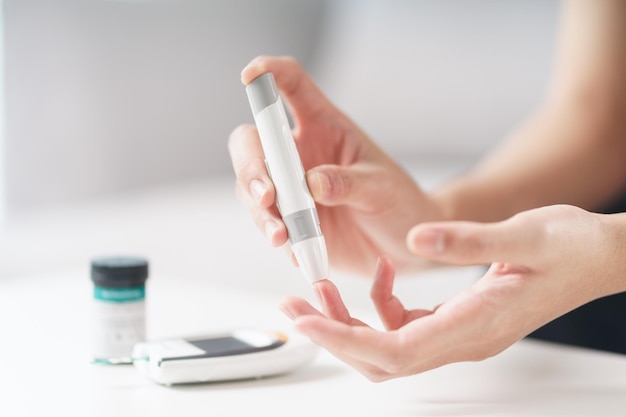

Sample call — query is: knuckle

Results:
[248,54,271,69]
[238,158,259,180]
[233,160,259,195]
[280,55,299,65]
[276,55,301,72]
[228,124,256,150]
[253,54,270,62]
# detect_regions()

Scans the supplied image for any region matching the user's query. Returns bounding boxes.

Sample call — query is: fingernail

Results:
[307,171,328,200]
[417,229,445,254]
[279,304,295,320]
[374,257,384,279]
[250,179,266,204]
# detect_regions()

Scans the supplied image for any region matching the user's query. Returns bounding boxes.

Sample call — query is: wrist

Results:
[429,178,504,222]
[599,211,626,297]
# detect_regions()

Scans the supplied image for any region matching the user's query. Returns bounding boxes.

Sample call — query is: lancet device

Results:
[246,72,329,283]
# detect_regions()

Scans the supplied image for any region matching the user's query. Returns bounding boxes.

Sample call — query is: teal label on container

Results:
[94,286,145,303]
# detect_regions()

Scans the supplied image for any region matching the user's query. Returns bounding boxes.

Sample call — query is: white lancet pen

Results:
[245,72,329,284]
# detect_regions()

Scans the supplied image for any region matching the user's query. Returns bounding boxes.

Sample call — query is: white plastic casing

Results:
[255,98,313,214]
[291,237,328,284]
[131,330,319,385]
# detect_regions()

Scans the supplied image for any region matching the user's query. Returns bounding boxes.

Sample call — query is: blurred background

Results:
[1,0,560,221]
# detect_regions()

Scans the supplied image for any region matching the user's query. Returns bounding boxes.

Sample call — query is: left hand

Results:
[279,205,626,381]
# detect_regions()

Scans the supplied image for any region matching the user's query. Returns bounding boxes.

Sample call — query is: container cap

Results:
[91,256,149,288]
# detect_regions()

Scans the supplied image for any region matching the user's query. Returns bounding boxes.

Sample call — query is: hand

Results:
[280,205,626,381]
[228,55,439,276]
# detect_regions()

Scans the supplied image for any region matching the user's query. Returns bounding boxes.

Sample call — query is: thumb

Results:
[306,164,391,210]
[406,218,538,267]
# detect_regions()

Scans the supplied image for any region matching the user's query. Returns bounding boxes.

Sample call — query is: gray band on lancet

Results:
[246,73,279,116]
[283,209,322,244]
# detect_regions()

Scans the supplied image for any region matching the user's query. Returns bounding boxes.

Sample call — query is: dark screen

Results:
[188,336,258,357]
[159,333,286,363]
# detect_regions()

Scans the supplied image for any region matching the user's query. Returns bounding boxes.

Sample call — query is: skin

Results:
[432,0,626,222]
[228,0,626,381]
[231,56,438,275]
[281,206,626,381]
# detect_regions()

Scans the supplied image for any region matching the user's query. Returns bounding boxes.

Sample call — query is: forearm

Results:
[431,0,626,222]
[431,103,626,222]
[594,211,626,299]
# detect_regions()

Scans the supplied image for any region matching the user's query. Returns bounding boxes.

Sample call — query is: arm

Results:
[228,2,626,277]
[433,0,626,222]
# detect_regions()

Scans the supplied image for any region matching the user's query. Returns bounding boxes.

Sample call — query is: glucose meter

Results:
[130,328,319,385]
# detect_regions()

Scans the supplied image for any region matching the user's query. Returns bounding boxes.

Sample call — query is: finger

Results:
[228,124,288,247]
[241,55,333,128]
[281,297,383,378]
[299,309,463,377]
[293,316,403,380]
[313,279,367,326]
[228,124,271,208]
[233,183,287,248]
[228,123,263,174]
[306,164,396,210]
[370,256,404,330]
[279,296,323,320]
[370,256,432,330]
[405,217,537,267]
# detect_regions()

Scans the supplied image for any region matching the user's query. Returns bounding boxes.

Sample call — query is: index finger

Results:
[241,55,332,127]
[313,279,367,326]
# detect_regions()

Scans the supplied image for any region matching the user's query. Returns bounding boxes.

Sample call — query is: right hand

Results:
[228,55,441,276]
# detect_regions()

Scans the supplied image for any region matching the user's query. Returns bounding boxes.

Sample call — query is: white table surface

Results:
[2,174,626,416]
